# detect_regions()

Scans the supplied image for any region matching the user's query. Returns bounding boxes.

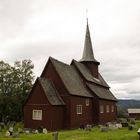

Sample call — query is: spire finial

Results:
[86,8,88,23]
[79,17,99,64]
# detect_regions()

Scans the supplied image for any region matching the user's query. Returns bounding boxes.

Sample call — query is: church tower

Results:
[80,21,100,79]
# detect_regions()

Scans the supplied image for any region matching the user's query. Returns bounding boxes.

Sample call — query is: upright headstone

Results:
[100,126,108,132]
[5,130,10,137]
[137,128,140,140]
[34,130,39,134]
[25,130,30,134]
[43,128,47,134]
[108,124,118,130]
[85,124,92,131]
[52,131,58,140]
[12,132,20,138]
[9,127,14,135]
[116,123,122,129]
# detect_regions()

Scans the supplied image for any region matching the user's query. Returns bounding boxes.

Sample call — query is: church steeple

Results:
[80,20,99,64]
[80,20,100,78]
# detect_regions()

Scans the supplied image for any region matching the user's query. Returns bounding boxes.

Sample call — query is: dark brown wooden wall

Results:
[98,100,117,124]
[24,105,64,131]
[92,97,100,124]
[24,79,64,131]
[69,96,93,128]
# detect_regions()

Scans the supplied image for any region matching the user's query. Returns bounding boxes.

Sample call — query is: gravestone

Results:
[106,122,112,127]
[98,125,103,128]
[5,130,10,137]
[108,124,117,130]
[128,124,136,130]
[131,124,136,129]
[100,126,108,132]
[52,131,58,140]
[116,123,122,129]
[32,129,38,134]
[34,130,39,134]
[43,128,47,134]
[9,127,14,135]
[25,130,30,134]
[85,124,92,131]
[12,132,20,138]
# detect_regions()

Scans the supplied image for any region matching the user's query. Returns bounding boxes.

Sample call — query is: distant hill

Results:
[117,99,140,117]
[117,99,140,110]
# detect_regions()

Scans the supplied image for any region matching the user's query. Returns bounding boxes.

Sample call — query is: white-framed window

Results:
[111,105,114,112]
[106,105,109,113]
[100,105,104,113]
[85,99,90,106]
[32,110,42,120]
[77,105,82,114]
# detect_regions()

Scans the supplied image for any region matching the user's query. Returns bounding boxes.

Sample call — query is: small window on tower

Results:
[86,99,89,106]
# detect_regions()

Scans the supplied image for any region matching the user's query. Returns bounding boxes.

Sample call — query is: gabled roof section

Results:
[38,77,65,105]
[86,83,117,101]
[49,57,93,98]
[80,21,99,64]
[72,60,109,88]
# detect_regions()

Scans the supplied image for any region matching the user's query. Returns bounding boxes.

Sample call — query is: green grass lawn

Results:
[0,121,140,140]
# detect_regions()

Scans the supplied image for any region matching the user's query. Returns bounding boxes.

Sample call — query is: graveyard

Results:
[0,120,140,140]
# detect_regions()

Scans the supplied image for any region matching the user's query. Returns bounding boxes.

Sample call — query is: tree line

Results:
[0,60,34,122]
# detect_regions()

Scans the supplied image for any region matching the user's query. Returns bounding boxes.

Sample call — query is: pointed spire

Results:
[80,20,99,64]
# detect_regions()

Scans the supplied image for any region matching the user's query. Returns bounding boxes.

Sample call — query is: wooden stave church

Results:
[24,22,117,131]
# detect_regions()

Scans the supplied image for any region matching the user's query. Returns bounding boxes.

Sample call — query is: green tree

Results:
[14,60,34,120]
[0,60,34,122]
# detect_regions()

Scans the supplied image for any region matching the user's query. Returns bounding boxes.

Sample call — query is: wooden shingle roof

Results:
[86,83,117,101]
[48,57,117,101]
[49,57,93,98]
[72,60,109,88]
[39,77,65,105]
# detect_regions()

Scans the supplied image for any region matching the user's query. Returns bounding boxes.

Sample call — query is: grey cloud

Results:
[0,0,140,100]
[95,36,140,99]
[0,0,34,40]
[2,40,81,62]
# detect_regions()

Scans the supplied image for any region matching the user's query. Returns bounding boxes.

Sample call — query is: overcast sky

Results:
[0,0,140,99]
